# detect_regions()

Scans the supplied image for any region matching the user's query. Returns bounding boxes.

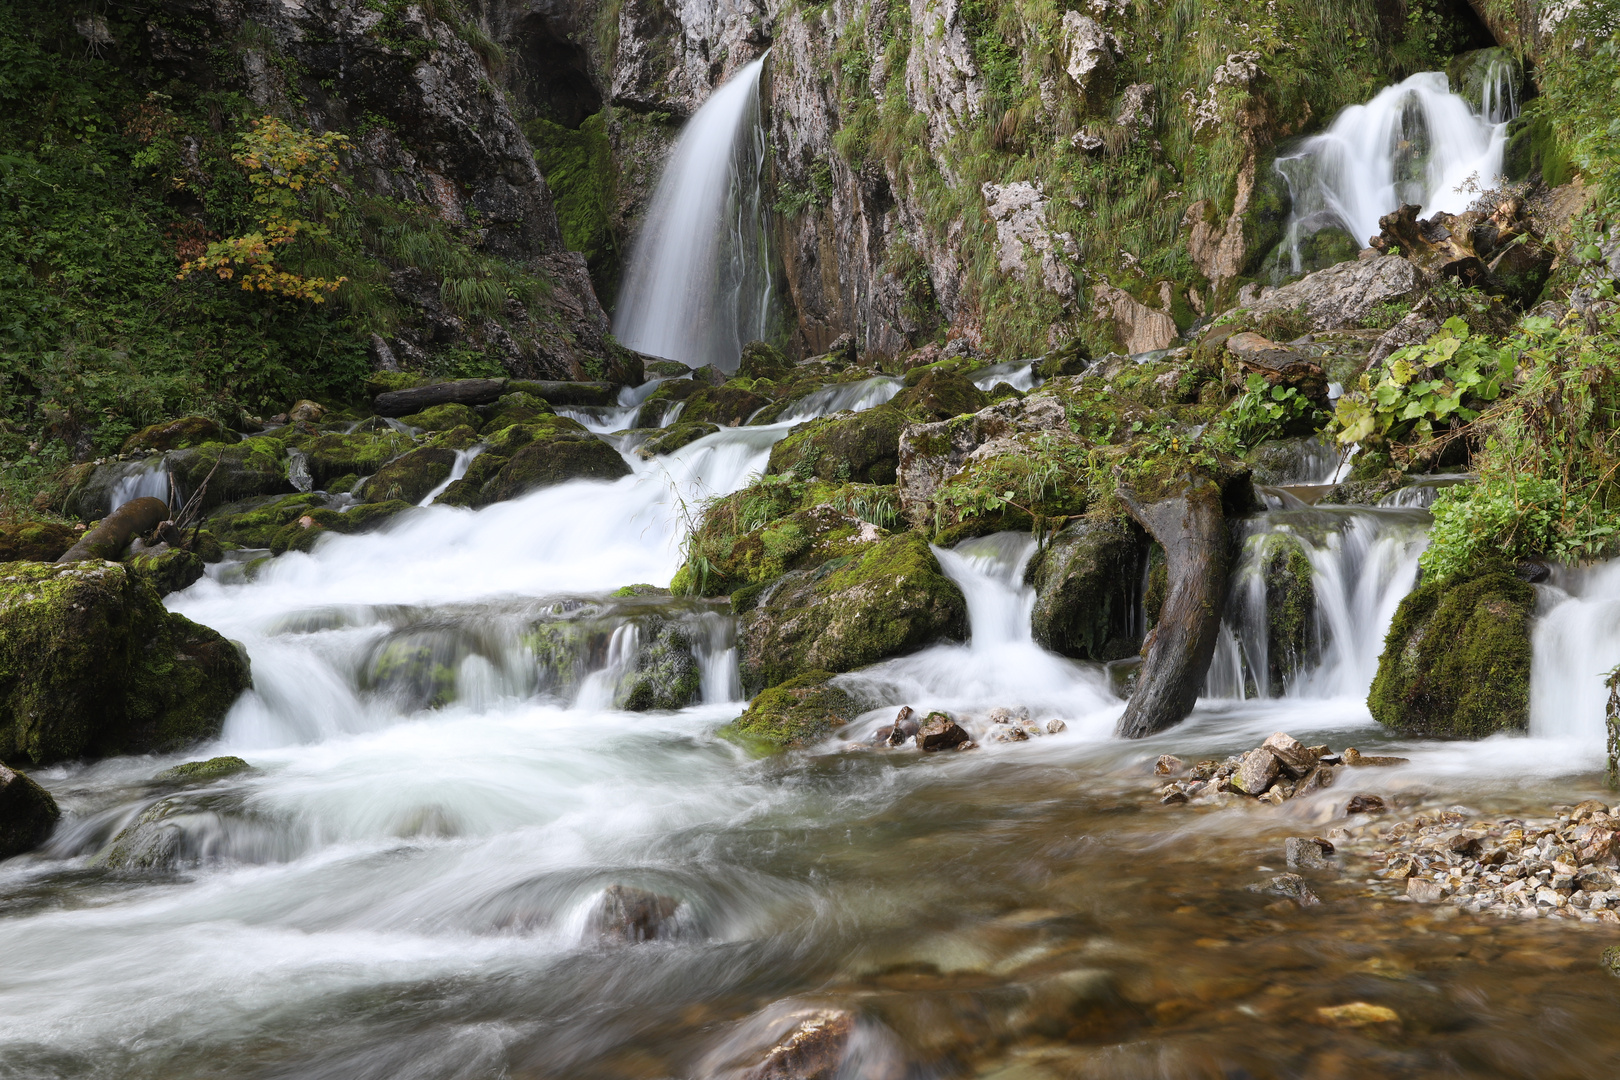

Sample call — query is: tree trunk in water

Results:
[1114,478,1229,739]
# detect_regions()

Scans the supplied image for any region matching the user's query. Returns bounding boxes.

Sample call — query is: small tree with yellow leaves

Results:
[178,118,350,301]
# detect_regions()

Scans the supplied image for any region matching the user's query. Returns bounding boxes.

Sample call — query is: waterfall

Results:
[614,59,773,371]
[1530,562,1620,741]
[1275,71,1514,270]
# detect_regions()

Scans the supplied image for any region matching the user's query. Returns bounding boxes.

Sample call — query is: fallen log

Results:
[56,497,170,564]
[372,378,509,417]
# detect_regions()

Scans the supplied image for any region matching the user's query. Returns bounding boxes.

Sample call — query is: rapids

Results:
[5,388,1619,1077]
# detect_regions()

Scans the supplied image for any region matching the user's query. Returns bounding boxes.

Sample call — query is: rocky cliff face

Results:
[488,0,1499,363]
[142,0,623,379]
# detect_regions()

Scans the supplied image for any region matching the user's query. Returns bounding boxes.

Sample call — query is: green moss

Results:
[157,755,253,782]
[0,520,76,563]
[678,385,772,427]
[1026,514,1144,661]
[127,548,206,598]
[205,493,328,548]
[1260,533,1316,690]
[269,499,412,554]
[120,417,228,455]
[738,531,967,692]
[616,619,701,711]
[479,428,629,504]
[286,430,415,490]
[399,403,482,432]
[737,340,792,381]
[526,110,620,303]
[766,406,905,485]
[479,391,554,431]
[890,370,990,422]
[636,422,719,458]
[1369,572,1534,738]
[0,561,249,764]
[361,446,457,504]
[719,670,857,751]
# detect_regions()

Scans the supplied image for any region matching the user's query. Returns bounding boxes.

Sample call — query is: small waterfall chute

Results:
[614,58,773,371]
[1275,71,1514,272]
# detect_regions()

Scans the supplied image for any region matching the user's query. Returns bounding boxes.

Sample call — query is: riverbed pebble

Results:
[1150,732,1409,808]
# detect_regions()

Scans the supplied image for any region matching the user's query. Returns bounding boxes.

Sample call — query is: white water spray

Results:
[1276,71,1514,269]
[614,59,773,370]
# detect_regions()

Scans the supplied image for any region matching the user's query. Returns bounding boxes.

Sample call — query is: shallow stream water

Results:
[5,390,1620,1079]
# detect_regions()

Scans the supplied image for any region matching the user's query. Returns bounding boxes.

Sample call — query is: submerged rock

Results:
[591,884,682,943]
[694,1001,872,1080]
[0,562,251,764]
[617,619,702,711]
[157,756,253,783]
[737,532,967,693]
[722,671,857,750]
[917,712,970,752]
[0,763,60,860]
[1369,572,1533,738]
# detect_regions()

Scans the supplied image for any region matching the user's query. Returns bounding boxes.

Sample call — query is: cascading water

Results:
[1275,70,1515,270]
[613,59,773,370]
[1530,561,1620,742]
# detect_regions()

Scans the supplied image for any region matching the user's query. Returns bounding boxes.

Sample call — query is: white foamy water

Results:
[1276,70,1512,268]
[1532,561,1620,742]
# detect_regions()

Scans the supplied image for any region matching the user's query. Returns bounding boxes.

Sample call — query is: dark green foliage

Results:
[1369,572,1533,738]
[526,111,620,302]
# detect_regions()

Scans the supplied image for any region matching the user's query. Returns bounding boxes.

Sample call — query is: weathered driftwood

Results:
[372,378,509,417]
[57,497,170,564]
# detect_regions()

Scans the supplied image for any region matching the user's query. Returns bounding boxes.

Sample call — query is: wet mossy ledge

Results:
[0,562,251,765]
[1369,573,1535,739]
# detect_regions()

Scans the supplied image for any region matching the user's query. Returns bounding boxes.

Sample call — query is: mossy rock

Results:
[890,370,990,422]
[1369,572,1533,738]
[767,406,905,485]
[121,416,227,455]
[901,356,987,387]
[737,340,791,381]
[679,385,772,427]
[617,619,702,711]
[0,561,251,765]
[361,446,458,504]
[204,493,329,548]
[632,380,705,428]
[685,499,891,597]
[365,371,429,396]
[433,451,511,508]
[1038,339,1092,379]
[268,500,414,554]
[284,430,415,490]
[1260,533,1317,691]
[399,403,482,432]
[719,671,857,751]
[645,360,691,378]
[163,438,298,512]
[127,548,206,598]
[737,532,967,693]
[1025,515,1145,661]
[157,755,252,783]
[190,530,225,563]
[0,763,59,860]
[478,434,629,505]
[0,521,76,563]
[636,422,720,458]
[478,391,554,431]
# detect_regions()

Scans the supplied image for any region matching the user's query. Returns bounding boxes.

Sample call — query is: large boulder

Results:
[0,562,251,764]
[437,418,630,507]
[1025,514,1145,660]
[720,671,858,750]
[890,370,990,422]
[1369,573,1533,737]
[0,763,59,860]
[1241,256,1421,331]
[0,521,76,563]
[361,446,458,505]
[738,533,967,693]
[766,407,905,485]
[120,416,227,455]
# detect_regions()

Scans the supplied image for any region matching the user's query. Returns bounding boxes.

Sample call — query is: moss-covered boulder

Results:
[157,755,252,783]
[1025,515,1145,661]
[283,430,415,490]
[635,422,720,458]
[633,379,704,428]
[617,619,702,711]
[679,385,772,427]
[720,671,857,750]
[478,391,553,431]
[737,340,792,381]
[398,402,482,432]
[484,423,629,503]
[205,493,329,548]
[361,446,458,505]
[1369,572,1534,738]
[0,762,59,860]
[0,520,76,563]
[645,360,691,378]
[766,406,905,485]
[268,500,414,554]
[891,369,990,422]
[361,634,461,710]
[678,497,891,598]
[127,548,206,598]
[163,438,299,512]
[121,416,227,455]
[737,532,967,692]
[433,451,511,508]
[0,562,251,764]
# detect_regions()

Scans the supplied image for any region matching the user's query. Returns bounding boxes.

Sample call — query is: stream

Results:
[3,405,1619,1079]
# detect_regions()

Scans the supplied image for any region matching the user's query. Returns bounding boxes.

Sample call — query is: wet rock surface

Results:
[0,763,59,860]
[591,884,683,944]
